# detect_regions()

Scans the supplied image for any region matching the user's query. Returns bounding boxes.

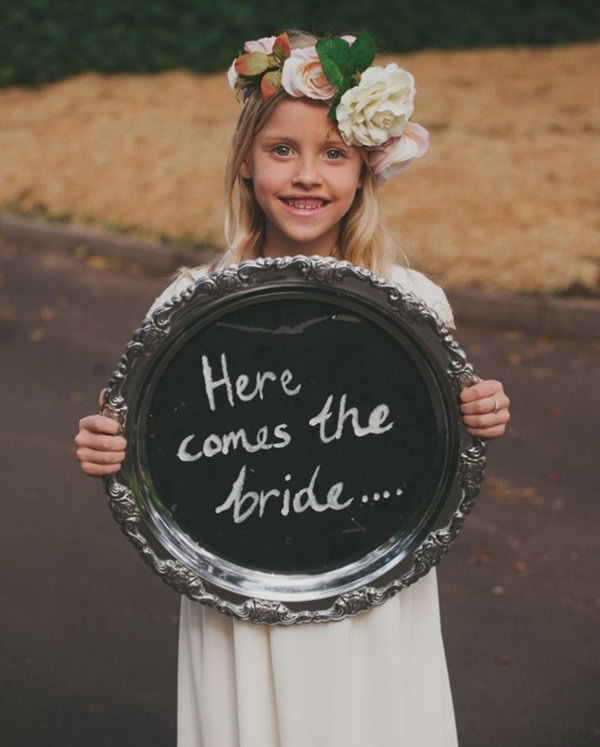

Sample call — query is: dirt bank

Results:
[1,42,598,293]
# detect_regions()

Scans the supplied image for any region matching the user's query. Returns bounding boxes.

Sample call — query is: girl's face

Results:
[240,98,364,258]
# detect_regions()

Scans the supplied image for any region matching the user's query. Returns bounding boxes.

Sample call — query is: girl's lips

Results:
[278,197,330,217]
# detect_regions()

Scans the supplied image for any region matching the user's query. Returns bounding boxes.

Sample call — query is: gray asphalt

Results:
[1,239,598,747]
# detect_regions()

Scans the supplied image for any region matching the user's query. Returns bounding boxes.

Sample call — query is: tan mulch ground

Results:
[1,42,598,293]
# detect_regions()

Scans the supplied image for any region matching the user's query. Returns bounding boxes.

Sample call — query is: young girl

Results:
[75,31,510,747]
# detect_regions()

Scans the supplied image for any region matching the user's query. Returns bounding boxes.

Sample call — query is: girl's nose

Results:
[292,156,322,188]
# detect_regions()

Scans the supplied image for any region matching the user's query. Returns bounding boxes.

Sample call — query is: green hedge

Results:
[1,0,598,86]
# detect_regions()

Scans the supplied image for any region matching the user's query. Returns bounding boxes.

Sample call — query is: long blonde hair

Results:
[211,38,402,277]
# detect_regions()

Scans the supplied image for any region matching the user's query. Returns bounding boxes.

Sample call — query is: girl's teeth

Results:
[285,199,325,210]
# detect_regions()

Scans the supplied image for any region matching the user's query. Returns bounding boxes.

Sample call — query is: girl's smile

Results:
[278,195,330,216]
[240,98,364,258]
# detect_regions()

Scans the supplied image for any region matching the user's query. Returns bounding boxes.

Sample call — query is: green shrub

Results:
[1,0,598,86]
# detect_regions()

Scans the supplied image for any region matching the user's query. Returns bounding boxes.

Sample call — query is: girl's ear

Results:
[240,161,252,180]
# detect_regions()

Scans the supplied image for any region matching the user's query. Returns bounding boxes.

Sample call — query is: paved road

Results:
[1,239,598,747]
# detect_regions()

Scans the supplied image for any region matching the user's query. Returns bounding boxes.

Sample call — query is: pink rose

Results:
[281,47,336,100]
[244,36,277,54]
[368,122,430,183]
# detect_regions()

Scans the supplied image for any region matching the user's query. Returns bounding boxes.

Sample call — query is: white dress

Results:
[146,262,458,747]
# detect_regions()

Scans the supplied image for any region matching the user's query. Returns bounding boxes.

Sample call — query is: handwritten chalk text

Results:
[177,423,291,461]
[202,353,302,411]
[308,393,394,444]
[214,464,353,524]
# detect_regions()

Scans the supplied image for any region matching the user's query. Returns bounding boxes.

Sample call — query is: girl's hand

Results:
[75,389,127,476]
[460,378,510,439]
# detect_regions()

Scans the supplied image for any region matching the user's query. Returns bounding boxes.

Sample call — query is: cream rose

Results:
[368,123,430,183]
[281,47,336,100]
[336,64,416,147]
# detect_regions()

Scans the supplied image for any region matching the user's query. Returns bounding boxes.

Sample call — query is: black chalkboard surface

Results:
[104,256,486,625]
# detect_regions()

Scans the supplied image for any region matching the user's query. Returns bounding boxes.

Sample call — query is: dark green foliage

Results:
[316,41,347,88]
[349,33,376,73]
[0,0,598,87]
[316,33,377,119]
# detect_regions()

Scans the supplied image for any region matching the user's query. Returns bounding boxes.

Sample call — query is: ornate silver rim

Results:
[103,255,486,625]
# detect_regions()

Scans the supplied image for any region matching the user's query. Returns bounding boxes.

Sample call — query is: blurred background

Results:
[0,0,599,292]
[1,2,599,746]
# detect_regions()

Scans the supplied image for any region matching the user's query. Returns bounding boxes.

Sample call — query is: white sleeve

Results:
[144,265,209,321]
[389,265,455,329]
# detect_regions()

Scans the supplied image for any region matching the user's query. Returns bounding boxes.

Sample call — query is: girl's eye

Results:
[272,145,292,157]
[325,149,345,160]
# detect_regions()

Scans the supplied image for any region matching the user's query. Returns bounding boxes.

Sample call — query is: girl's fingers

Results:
[460,392,510,416]
[75,412,127,476]
[75,427,127,452]
[460,379,505,404]
[78,414,122,435]
[459,378,510,441]
[462,408,510,430]
[75,447,126,465]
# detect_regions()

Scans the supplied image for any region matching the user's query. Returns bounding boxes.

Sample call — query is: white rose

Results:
[336,64,416,147]
[281,47,336,100]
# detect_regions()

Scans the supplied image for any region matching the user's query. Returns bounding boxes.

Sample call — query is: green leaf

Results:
[316,37,351,75]
[348,32,376,73]
[317,50,345,89]
[327,95,341,121]
[338,79,354,97]
[326,80,353,121]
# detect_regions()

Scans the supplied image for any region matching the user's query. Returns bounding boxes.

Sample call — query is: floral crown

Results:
[227,32,429,183]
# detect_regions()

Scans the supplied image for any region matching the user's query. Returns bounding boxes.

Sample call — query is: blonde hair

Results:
[211,35,403,278]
